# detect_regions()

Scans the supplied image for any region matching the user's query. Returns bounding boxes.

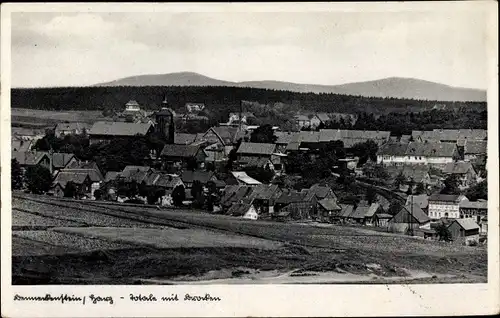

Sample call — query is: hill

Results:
[96,72,486,102]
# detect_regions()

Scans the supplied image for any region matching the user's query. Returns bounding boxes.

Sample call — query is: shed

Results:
[447,218,480,245]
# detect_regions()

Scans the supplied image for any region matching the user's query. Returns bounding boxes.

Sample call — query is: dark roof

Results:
[392,204,430,224]
[174,133,198,145]
[238,156,272,168]
[428,194,464,203]
[339,204,355,217]
[276,189,307,205]
[11,151,50,166]
[237,142,276,156]
[227,202,254,217]
[61,168,103,182]
[52,171,90,188]
[351,205,370,219]
[318,198,341,211]
[274,132,297,145]
[306,184,335,200]
[88,121,152,136]
[378,142,409,156]
[449,218,480,231]
[155,107,174,116]
[180,170,215,184]
[51,153,75,169]
[250,184,281,201]
[121,166,151,178]
[464,140,487,155]
[386,166,430,183]
[104,171,121,182]
[221,185,254,206]
[160,144,202,158]
[406,142,457,157]
[443,161,475,174]
[205,126,245,145]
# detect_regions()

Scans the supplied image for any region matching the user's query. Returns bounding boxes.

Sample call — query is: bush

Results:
[25,165,52,194]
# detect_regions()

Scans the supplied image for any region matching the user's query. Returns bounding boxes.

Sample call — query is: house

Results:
[227,202,259,220]
[143,171,184,205]
[104,171,121,183]
[387,204,431,234]
[12,150,52,173]
[185,102,205,113]
[443,161,478,189]
[427,194,469,220]
[317,198,342,223]
[349,203,381,225]
[249,184,283,216]
[228,112,255,125]
[373,213,393,227]
[318,129,391,149]
[50,171,93,198]
[303,183,337,218]
[463,140,487,162]
[54,122,91,137]
[412,129,487,144]
[447,219,480,245]
[229,171,262,186]
[459,200,488,222]
[377,142,410,166]
[386,165,431,188]
[124,100,141,112]
[274,189,313,220]
[405,142,458,168]
[180,170,217,189]
[237,142,276,160]
[202,126,247,158]
[120,165,153,183]
[59,161,104,198]
[88,121,154,145]
[160,142,207,168]
[294,114,313,129]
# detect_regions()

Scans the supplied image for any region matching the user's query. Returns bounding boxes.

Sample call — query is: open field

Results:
[11,108,107,127]
[11,193,487,284]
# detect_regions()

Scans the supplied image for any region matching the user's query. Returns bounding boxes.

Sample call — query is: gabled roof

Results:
[104,171,121,183]
[155,174,182,189]
[393,204,430,224]
[339,204,355,217]
[305,184,335,201]
[318,198,341,211]
[11,151,50,166]
[364,203,381,218]
[429,194,465,203]
[221,185,254,206]
[237,142,276,156]
[205,126,245,145]
[11,138,34,152]
[375,213,393,219]
[294,114,311,121]
[443,161,475,174]
[160,144,203,158]
[449,218,480,231]
[298,131,321,143]
[464,140,487,155]
[276,189,307,205]
[52,171,91,188]
[180,170,215,184]
[406,142,457,157]
[88,121,152,136]
[250,184,281,201]
[51,153,76,169]
[351,205,370,219]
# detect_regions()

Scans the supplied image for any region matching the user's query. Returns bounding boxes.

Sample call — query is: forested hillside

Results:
[11,86,486,115]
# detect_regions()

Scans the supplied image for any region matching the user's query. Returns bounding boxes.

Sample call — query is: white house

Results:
[377,142,410,165]
[427,194,469,220]
[227,202,259,220]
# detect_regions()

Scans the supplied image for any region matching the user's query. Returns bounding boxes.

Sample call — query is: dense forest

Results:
[11,86,486,115]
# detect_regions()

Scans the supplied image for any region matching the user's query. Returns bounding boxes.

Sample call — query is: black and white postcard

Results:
[1,2,498,317]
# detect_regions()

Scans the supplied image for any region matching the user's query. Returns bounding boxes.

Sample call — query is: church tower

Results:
[155,95,175,144]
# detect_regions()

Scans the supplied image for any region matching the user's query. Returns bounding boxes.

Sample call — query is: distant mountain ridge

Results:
[95,72,486,102]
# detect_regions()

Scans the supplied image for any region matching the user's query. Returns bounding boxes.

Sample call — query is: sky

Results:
[10,7,490,89]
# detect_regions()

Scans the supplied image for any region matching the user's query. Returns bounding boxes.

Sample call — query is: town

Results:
[12,96,488,247]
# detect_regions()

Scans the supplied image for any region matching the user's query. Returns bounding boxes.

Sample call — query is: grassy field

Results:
[11,193,487,284]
